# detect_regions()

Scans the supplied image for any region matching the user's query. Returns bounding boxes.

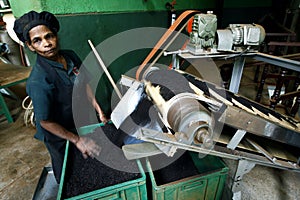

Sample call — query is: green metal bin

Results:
[146,152,228,200]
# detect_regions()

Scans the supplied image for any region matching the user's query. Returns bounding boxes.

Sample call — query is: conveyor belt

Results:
[181,71,300,148]
[113,71,300,173]
[143,68,300,149]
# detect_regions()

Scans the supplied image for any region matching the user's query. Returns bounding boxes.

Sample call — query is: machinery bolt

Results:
[196,127,209,141]
[195,127,213,148]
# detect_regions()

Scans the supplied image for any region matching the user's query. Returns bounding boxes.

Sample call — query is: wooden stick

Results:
[88,40,122,99]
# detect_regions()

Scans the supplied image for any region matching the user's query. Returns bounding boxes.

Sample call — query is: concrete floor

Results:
[0,100,50,200]
[1,64,300,200]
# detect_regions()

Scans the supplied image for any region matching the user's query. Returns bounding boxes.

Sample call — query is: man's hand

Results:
[75,136,101,159]
[99,113,109,124]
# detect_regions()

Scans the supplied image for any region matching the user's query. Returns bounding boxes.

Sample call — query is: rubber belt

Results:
[135,10,199,81]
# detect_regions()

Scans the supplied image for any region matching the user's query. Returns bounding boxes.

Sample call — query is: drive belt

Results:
[135,10,199,81]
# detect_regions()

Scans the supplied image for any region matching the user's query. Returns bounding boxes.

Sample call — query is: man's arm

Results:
[40,120,100,158]
[85,84,108,123]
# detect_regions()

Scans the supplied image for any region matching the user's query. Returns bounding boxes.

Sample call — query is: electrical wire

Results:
[22,96,35,127]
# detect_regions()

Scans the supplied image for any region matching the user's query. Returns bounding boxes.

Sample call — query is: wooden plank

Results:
[0,62,31,87]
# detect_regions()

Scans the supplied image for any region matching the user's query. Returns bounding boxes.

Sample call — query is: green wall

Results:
[10,0,216,17]
[22,11,182,114]
[223,0,272,8]
[58,12,174,114]
[10,0,274,113]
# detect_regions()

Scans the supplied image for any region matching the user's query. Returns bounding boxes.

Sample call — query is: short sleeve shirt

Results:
[26,50,85,141]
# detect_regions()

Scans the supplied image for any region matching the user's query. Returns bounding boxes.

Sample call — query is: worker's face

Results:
[26,25,59,60]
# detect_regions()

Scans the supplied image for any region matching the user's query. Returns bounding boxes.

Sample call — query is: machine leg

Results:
[0,92,14,123]
[231,160,256,200]
[229,57,246,93]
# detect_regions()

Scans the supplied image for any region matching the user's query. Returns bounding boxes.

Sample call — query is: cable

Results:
[22,96,35,127]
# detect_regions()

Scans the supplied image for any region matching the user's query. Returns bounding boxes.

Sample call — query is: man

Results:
[13,10,108,183]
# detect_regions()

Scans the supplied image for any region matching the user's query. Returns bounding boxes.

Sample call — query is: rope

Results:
[22,96,35,127]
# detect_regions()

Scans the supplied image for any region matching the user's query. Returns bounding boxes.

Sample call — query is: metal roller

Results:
[166,94,213,148]
[143,68,214,149]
